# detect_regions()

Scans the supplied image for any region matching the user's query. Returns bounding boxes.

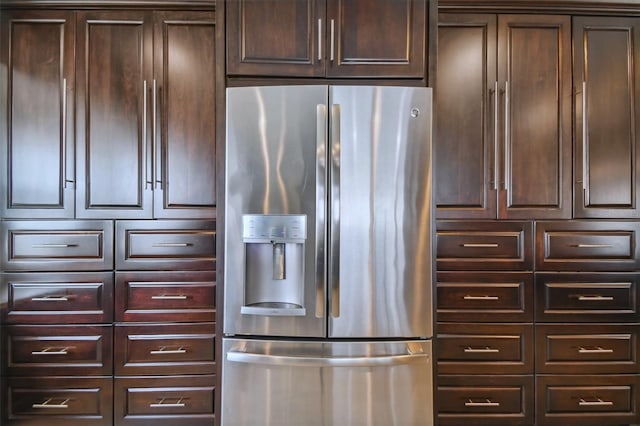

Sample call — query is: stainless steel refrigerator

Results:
[222,85,434,426]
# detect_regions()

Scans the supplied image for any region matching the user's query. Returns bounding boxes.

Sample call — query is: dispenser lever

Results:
[272,242,286,280]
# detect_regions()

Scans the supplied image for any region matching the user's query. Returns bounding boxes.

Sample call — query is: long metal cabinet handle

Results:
[578,346,614,354]
[150,347,187,355]
[227,351,429,368]
[504,81,510,192]
[573,244,613,249]
[32,398,70,409]
[578,295,614,301]
[464,295,499,301]
[143,80,149,189]
[150,398,186,408]
[329,103,341,318]
[579,398,613,407]
[32,347,70,355]
[153,79,160,189]
[31,244,76,248]
[330,19,335,61]
[465,399,500,407]
[462,243,499,248]
[493,81,499,190]
[152,242,192,248]
[151,295,188,300]
[464,347,499,353]
[32,296,70,302]
[317,19,322,60]
[62,78,71,188]
[582,81,588,191]
[316,104,327,318]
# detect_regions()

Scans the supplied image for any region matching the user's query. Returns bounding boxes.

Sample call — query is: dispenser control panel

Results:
[242,214,307,241]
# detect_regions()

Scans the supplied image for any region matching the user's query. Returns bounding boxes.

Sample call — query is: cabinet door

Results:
[0,11,74,218]
[574,17,640,218]
[436,14,497,219]
[326,0,426,78]
[76,11,153,219]
[226,0,325,77]
[498,15,572,219]
[153,12,216,219]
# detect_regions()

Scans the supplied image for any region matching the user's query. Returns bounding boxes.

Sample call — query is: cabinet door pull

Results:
[31,347,70,355]
[462,243,499,248]
[151,295,188,300]
[578,346,613,354]
[465,399,500,407]
[62,78,73,188]
[572,244,613,249]
[464,346,499,353]
[330,19,335,61]
[493,81,499,190]
[150,346,187,355]
[582,81,588,191]
[577,295,614,302]
[152,79,160,189]
[318,19,323,60]
[149,397,186,408]
[464,295,499,301]
[32,398,70,409]
[143,80,149,189]
[578,398,613,407]
[31,296,70,302]
[151,242,192,248]
[504,81,510,192]
[31,244,76,249]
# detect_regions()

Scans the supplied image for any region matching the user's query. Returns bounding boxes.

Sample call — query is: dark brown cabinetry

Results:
[226,0,428,78]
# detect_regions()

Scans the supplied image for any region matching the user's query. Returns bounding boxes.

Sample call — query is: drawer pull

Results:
[464,346,500,354]
[579,398,614,407]
[31,295,70,302]
[572,244,613,249]
[32,398,70,409]
[465,399,500,407]
[150,346,187,355]
[31,244,77,249]
[461,243,499,248]
[31,347,70,355]
[577,295,614,301]
[151,295,188,300]
[578,346,614,354]
[152,243,192,248]
[463,295,499,301]
[150,397,186,408]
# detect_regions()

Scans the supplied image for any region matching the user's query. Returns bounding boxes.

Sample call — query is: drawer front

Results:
[1,220,114,271]
[536,273,640,322]
[6,325,112,376]
[437,323,533,374]
[115,323,215,375]
[437,375,534,426]
[114,375,215,426]
[536,324,639,374]
[536,221,640,271]
[5,376,112,425]
[536,375,639,425]
[115,271,215,322]
[437,221,532,271]
[437,272,533,322]
[3,272,113,324]
[116,220,215,270]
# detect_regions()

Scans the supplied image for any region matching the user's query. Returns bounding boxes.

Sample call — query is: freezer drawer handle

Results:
[577,295,614,301]
[31,347,71,355]
[31,244,77,249]
[151,295,188,300]
[464,399,500,407]
[150,346,187,355]
[31,295,70,302]
[463,295,499,301]
[32,398,70,409]
[579,398,614,407]
[150,397,186,408]
[464,346,499,354]
[578,346,614,354]
[227,351,428,367]
[462,243,499,248]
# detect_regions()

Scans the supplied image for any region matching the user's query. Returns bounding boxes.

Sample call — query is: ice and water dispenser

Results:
[241,214,307,316]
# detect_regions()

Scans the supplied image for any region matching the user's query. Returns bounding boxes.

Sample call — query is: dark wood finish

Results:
[437,271,533,322]
[535,221,640,272]
[115,220,215,271]
[437,375,534,426]
[2,272,113,324]
[0,10,75,219]
[436,221,533,271]
[536,375,640,425]
[114,323,215,375]
[153,12,217,219]
[4,376,113,426]
[535,273,640,322]
[1,0,214,8]
[114,375,215,426]
[439,0,640,14]
[1,220,114,271]
[115,271,215,323]
[574,17,640,218]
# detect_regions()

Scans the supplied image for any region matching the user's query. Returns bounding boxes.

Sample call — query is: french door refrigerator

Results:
[222,85,434,426]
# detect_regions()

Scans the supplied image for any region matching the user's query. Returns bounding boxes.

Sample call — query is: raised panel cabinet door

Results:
[0,11,75,218]
[153,12,216,219]
[226,0,325,77]
[76,11,153,219]
[498,15,572,219]
[436,14,497,219]
[574,17,640,218]
[326,0,426,78]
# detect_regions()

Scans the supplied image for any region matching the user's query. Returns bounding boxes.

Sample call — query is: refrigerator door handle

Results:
[226,351,429,368]
[329,103,341,318]
[316,104,328,318]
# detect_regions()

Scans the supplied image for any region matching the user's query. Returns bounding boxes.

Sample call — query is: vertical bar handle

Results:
[62,78,71,188]
[330,19,335,61]
[316,104,327,318]
[503,81,510,192]
[318,19,323,61]
[329,103,341,318]
[582,81,588,191]
[153,79,160,189]
[142,80,149,189]
[493,81,499,190]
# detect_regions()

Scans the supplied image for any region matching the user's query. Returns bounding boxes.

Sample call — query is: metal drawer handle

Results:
[150,397,186,408]
[31,347,70,355]
[152,242,192,248]
[31,244,77,248]
[578,295,614,301]
[578,346,614,354]
[31,296,70,302]
[32,398,70,409]
[464,346,500,354]
[579,398,614,407]
[151,295,188,300]
[465,399,500,407]
[462,243,499,248]
[572,244,613,249]
[150,346,187,355]
[464,295,499,301]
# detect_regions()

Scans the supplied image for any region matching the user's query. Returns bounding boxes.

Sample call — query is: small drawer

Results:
[437,375,534,426]
[437,272,533,322]
[436,221,532,271]
[116,220,215,270]
[536,375,639,425]
[536,221,640,271]
[6,325,113,376]
[437,323,533,374]
[115,271,215,322]
[5,376,113,425]
[1,220,114,271]
[535,324,639,374]
[114,375,215,426]
[114,323,215,375]
[536,273,640,322]
[3,272,113,324]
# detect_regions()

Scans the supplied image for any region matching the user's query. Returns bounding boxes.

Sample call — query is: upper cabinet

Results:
[226,0,427,78]
[435,13,572,219]
[574,17,640,218]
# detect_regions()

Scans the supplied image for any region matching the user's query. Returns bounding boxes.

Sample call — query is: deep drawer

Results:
[3,272,113,324]
[4,376,112,426]
[437,323,533,374]
[6,324,113,376]
[437,375,534,426]
[115,220,215,271]
[1,220,113,271]
[114,323,215,375]
[115,271,215,322]
[114,375,215,426]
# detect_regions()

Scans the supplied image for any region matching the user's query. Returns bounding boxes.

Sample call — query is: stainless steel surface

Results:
[329,103,341,319]
[315,104,327,318]
[330,19,335,61]
[582,80,588,191]
[493,81,499,191]
[318,19,323,61]
[222,338,434,426]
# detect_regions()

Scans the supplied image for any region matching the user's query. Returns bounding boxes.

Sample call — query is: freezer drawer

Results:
[221,338,433,426]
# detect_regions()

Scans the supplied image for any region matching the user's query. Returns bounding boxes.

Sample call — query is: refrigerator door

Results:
[328,86,433,338]
[221,338,434,426]
[224,86,328,337]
